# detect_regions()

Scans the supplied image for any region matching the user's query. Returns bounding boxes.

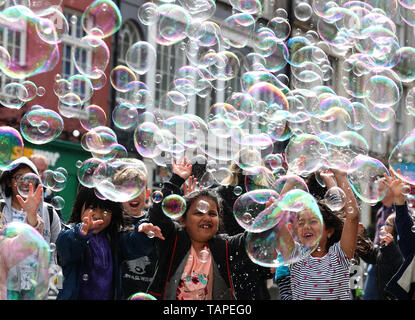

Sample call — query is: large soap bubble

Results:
[389,128,415,185]
[1,221,50,300]
[347,154,390,204]
[93,158,148,202]
[245,189,323,267]
[20,107,63,145]
[0,126,24,171]
[233,189,280,233]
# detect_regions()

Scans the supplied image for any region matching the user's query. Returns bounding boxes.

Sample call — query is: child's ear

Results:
[178,216,186,227]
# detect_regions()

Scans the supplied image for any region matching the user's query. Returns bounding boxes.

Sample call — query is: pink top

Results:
[176,245,213,300]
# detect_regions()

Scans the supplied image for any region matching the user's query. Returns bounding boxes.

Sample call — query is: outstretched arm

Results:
[334,169,360,259]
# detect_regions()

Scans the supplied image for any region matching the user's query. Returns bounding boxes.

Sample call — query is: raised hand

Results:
[383,169,406,205]
[183,176,198,195]
[171,157,192,180]
[80,209,103,236]
[16,183,43,227]
[138,222,165,240]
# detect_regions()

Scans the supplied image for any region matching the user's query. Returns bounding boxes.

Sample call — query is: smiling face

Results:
[180,197,219,245]
[8,166,36,199]
[122,189,150,217]
[81,204,112,234]
[295,209,324,248]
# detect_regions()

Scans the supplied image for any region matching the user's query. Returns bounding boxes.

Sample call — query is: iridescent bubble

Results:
[324,187,346,212]
[392,46,415,83]
[2,221,50,300]
[81,126,118,155]
[20,108,63,145]
[137,2,159,25]
[267,17,291,42]
[73,36,110,79]
[294,2,313,21]
[285,134,328,176]
[151,190,163,203]
[347,154,390,204]
[229,0,262,15]
[246,189,323,267]
[389,129,415,185]
[77,158,104,188]
[81,0,122,38]
[364,75,400,108]
[134,122,163,159]
[0,82,28,110]
[162,194,187,219]
[94,158,148,202]
[128,292,157,300]
[0,126,24,170]
[220,13,256,48]
[155,4,191,46]
[112,103,138,131]
[197,199,210,213]
[244,166,276,192]
[55,74,94,106]
[35,8,68,45]
[199,248,210,263]
[80,105,107,131]
[233,189,280,233]
[51,195,65,210]
[0,6,59,79]
[110,65,137,93]
[17,173,41,198]
[42,169,66,192]
[272,174,309,195]
[247,82,289,111]
[179,0,216,21]
[234,186,243,196]
[126,41,157,75]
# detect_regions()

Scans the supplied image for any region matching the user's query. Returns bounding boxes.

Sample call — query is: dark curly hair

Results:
[182,188,225,233]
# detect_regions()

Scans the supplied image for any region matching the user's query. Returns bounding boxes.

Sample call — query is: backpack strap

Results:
[45,203,54,226]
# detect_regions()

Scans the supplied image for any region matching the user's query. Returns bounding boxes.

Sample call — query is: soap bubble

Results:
[17,173,41,198]
[151,190,163,203]
[246,189,323,267]
[81,0,122,38]
[233,189,280,233]
[0,127,24,170]
[20,108,64,145]
[93,158,148,203]
[128,292,157,300]
[347,154,390,204]
[197,199,210,213]
[126,41,157,75]
[161,194,187,219]
[389,129,415,185]
[2,221,50,300]
[324,187,346,212]
[51,196,65,210]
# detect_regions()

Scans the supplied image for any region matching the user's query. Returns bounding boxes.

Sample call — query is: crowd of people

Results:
[0,150,414,301]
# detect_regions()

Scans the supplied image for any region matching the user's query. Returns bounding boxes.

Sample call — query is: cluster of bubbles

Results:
[2,0,415,271]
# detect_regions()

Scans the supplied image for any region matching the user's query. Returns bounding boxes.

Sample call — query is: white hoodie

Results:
[0,157,62,295]
[0,156,61,244]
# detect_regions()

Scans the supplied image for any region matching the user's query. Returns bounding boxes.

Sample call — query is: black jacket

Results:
[147,174,271,300]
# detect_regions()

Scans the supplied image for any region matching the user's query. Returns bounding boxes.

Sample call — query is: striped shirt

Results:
[289,242,352,300]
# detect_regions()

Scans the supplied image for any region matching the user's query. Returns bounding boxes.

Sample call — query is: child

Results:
[383,170,415,299]
[56,185,163,300]
[114,166,162,299]
[357,214,403,299]
[147,157,274,300]
[275,167,360,300]
[0,156,61,299]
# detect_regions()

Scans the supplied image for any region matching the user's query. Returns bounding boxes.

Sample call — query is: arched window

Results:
[118,21,140,65]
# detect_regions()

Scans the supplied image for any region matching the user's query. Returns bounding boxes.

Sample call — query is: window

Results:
[0,2,25,93]
[155,43,187,115]
[115,21,141,104]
